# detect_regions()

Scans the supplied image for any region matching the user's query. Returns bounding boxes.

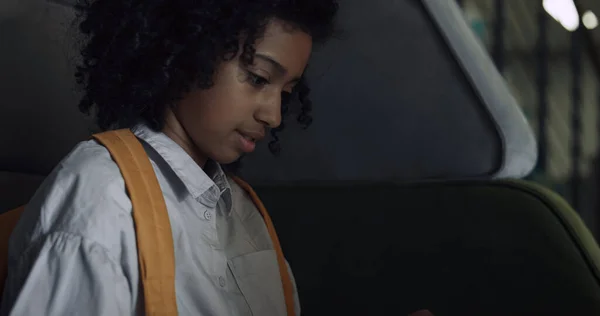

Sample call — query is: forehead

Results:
[253,19,313,75]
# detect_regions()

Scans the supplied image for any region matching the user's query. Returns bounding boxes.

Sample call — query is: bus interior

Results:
[1,0,599,315]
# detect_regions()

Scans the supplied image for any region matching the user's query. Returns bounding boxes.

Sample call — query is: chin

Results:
[211,151,243,165]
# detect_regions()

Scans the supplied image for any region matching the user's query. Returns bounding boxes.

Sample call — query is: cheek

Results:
[175,90,220,140]
[209,81,257,126]
[180,88,249,136]
[176,63,257,139]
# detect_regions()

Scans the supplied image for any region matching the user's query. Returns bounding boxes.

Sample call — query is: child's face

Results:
[165,18,313,166]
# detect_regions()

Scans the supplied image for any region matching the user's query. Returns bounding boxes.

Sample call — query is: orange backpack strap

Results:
[92,129,178,316]
[229,176,296,316]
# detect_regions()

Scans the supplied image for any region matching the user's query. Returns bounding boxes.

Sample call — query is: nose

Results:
[254,92,282,128]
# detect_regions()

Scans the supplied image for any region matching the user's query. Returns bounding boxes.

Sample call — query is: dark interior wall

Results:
[0,4,92,175]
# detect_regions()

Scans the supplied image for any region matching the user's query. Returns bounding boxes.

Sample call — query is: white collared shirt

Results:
[0,123,300,316]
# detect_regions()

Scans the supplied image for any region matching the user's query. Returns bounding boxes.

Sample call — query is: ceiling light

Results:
[543,0,580,32]
[582,10,598,30]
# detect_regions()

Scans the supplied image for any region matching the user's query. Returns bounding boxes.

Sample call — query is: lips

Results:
[240,134,256,143]
[237,129,265,143]
[236,129,265,153]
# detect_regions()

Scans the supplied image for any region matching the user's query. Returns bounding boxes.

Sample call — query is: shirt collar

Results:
[131,123,232,213]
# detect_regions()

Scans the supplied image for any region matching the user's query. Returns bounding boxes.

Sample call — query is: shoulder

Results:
[58,139,124,186]
[12,139,135,258]
[41,139,130,215]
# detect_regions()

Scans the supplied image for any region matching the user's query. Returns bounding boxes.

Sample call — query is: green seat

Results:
[256,180,600,315]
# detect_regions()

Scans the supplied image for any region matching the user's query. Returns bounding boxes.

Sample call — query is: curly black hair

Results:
[74,0,338,155]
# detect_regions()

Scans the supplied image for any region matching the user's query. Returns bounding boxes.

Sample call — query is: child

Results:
[0,0,338,315]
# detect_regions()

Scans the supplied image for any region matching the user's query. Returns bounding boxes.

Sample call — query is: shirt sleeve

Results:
[0,141,140,316]
[0,231,132,316]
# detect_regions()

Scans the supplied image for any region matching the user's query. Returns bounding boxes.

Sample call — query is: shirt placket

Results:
[198,185,231,291]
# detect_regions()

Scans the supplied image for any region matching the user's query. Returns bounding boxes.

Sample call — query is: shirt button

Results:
[219,276,226,287]
[204,210,212,221]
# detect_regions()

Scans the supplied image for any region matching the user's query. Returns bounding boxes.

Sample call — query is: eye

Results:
[246,71,270,87]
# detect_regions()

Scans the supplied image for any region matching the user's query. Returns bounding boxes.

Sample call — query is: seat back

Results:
[255,180,600,315]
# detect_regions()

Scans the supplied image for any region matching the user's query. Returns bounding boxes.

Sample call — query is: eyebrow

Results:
[254,53,301,84]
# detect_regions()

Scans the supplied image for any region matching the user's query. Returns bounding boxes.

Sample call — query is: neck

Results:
[162,109,208,168]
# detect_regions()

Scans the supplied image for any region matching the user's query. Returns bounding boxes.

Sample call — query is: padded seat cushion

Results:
[255,180,600,315]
